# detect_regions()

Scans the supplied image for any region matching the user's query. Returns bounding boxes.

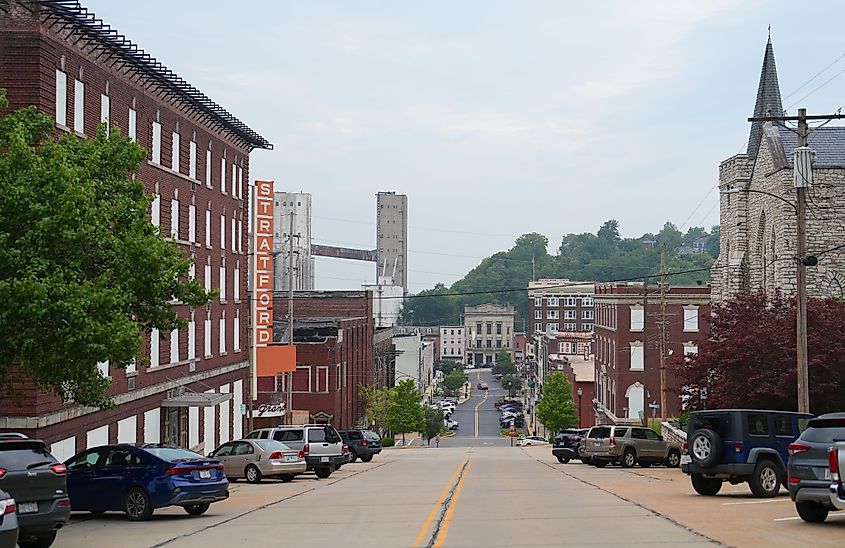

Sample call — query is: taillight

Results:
[0,499,14,515]
[0,468,5,479]
[342,444,349,454]
[50,463,67,475]
[361,439,367,447]
[734,441,744,453]
[682,442,688,454]
[788,443,811,456]
[268,451,283,460]
[302,444,310,457]
[829,448,840,483]
[165,467,182,476]
[788,476,801,484]
[609,437,616,447]
[298,450,304,459]
[58,500,71,508]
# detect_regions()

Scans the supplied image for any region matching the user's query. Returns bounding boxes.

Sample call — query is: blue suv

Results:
[680,409,812,498]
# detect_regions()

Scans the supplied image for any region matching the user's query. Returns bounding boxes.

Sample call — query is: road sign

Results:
[649,402,660,409]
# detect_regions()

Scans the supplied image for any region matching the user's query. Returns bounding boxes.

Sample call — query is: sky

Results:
[84,0,845,292]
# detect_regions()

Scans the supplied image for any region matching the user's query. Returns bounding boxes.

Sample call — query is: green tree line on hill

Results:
[401,220,718,327]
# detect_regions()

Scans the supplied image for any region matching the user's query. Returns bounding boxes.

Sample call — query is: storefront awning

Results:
[160,391,232,408]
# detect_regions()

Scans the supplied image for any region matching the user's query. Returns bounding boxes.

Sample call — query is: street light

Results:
[577,387,583,428]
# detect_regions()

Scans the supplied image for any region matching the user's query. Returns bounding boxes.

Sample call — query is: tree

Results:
[500,375,522,397]
[672,291,845,415]
[0,97,211,407]
[435,359,463,376]
[360,384,394,435]
[424,405,445,444]
[387,379,425,445]
[536,372,578,434]
[597,219,621,243]
[492,350,516,376]
[441,369,468,397]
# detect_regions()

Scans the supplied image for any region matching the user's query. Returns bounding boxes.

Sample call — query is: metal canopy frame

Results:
[33,0,272,151]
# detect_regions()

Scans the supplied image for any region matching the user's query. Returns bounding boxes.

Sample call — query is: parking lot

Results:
[525,445,845,547]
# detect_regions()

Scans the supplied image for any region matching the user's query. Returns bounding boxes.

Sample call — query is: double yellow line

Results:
[412,459,473,547]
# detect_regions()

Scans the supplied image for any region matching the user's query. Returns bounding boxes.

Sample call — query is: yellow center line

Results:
[432,460,473,548]
[474,390,488,437]
[411,460,465,547]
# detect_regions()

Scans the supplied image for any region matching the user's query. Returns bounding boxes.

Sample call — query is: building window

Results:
[547,310,559,320]
[231,163,237,196]
[150,328,159,368]
[564,322,576,331]
[582,297,593,306]
[630,306,644,331]
[151,121,162,164]
[100,94,110,131]
[683,307,699,332]
[558,342,576,354]
[535,310,542,319]
[96,360,108,378]
[535,323,543,332]
[220,157,227,194]
[55,69,67,126]
[189,141,197,179]
[73,79,84,133]
[220,214,226,249]
[534,297,542,306]
[547,297,559,307]
[219,313,226,354]
[683,344,698,357]
[204,263,211,291]
[205,149,213,188]
[170,328,179,364]
[171,131,180,172]
[189,204,196,243]
[204,317,212,357]
[496,323,502,335]
[188,319,196,361]
[128,108,136,141]
[231,218,236,252]
[564,297,577,307]
[581,310,594,320]
[630,342,644,371]
[486,323,492,335]
[151,194,161,228]
[170,198,179,239]
[486,340,492,348]
[219,265,226,302]
[564,310,577,320]
[205,209,211,247]
[234,263,240,302]
[496,340,502,348]
[234,312,240,352]
[581,323,594,331]
[237,165,244,199]
[547,323,559,333]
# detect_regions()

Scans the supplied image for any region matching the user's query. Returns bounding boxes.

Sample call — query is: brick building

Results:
[463,304,515,367]
[0,1,270,460]
[713,37,845,301]
[260,291,374,429]
[528,279,595,338]
[439,325,465,362]
[594,283,710,420]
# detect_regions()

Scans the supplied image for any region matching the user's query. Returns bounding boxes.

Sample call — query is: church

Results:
[712,37,845,301]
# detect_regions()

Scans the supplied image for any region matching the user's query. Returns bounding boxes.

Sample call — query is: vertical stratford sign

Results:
[252,180,296,396]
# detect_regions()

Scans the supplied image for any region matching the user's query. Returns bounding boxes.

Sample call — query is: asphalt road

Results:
[440,368,510,448]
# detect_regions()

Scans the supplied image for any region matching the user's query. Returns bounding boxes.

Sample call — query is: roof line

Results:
[35,0,272,151]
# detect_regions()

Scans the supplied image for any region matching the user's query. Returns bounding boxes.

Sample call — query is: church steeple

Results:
[747,34,784,158]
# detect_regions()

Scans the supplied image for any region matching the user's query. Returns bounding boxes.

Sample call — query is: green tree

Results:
[435,359,463,376]
[492,350,516,376]
[0,96,211,407]
[441,369,468,397]
[387,379,425,445]
[536,372,578,434]
[424,405,445,444]
[500,374,522,397]
[360,384,394,435]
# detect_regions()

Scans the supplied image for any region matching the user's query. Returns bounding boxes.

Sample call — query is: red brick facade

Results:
[0,2,268,460]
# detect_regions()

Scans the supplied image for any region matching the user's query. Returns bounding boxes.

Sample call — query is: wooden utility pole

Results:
[658,244,667,421]
[641,278,648,426]
[795,108,810,414]
[286,211,295,425]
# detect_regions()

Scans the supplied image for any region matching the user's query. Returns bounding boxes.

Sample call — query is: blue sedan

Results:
[65,444,229,520]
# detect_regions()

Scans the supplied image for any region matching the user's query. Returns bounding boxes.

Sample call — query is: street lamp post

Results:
[577,387,583,428]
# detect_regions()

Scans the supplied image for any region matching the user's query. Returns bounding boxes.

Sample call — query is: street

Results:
[440,369,509,448]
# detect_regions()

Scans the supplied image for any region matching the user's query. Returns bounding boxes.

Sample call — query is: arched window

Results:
[827,277,843,299]
[625,382,644,419]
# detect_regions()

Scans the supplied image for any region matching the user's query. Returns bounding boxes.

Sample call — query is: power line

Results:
[783,51,845,103]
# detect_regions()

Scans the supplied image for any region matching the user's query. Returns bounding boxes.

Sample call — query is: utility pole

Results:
[286,210,295,425]
[641,277,648,426]
[795,108,809,414]
[658,244,667,421]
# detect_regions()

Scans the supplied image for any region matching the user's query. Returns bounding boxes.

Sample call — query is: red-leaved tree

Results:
[672,291,845,415]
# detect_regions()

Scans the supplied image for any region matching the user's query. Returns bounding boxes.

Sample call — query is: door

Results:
[229,441,255,476]
[65,449,106,510]
[164,407,185,447]
[211,442,237,477]
[643,429,663,459]
[98,448,143,510]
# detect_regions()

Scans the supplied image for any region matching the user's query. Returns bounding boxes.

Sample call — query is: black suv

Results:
[552,429,587,464]
[0,433,70,547]
[787,412,845,522]
[337,429,382,463]
[681,409,811,498]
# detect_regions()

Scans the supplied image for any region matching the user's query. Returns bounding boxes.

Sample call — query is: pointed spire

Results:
[747,33,784,158]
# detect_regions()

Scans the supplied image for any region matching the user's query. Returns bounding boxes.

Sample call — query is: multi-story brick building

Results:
[439,325,465,362]
[262,291,375,429]
[463,304,515,366]
[0,1,270,460]
[593,283,710,420]
[528,279,595,338]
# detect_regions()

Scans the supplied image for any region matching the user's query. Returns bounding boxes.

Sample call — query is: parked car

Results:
[500,416,525,428]
[337,429,382,463]
[245,425,345,479]
[681,409,812,498]
[65,444,228,521]
[495,399,522,410]
[584,425,681,468]
[516,436,548,447]
[829,441,845,514]
[552,429,588,464]
[444,418,459,430]
[787,413,845,522]
[0,433,70,547]
[0,489,18,548]
[478,382,489,390]
[209,439,305,483]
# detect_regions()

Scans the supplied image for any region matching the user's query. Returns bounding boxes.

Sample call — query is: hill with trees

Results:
[401,220,718,327]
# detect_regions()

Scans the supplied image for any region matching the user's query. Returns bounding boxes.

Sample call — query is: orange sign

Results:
[253,180,296,379]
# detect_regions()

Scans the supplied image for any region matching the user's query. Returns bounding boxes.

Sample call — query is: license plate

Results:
[199,469,212,479]
[824,468,831,480]
[285,455,298,462]
[18,502,37,514]
[320,457,329,463]
[680,454,692,465]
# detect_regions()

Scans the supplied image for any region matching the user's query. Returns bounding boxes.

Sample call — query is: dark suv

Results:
[681,409,812,498]
[787,412,845,522]
[0,433,70,547]
[337,429,381,463]
[552,429,587,464]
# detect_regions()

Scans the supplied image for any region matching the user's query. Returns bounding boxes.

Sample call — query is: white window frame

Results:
[534,297,542,307]
[205,149,213,188]
[188,320,196,361]
[630,341,644,371]
[150,328,160,368]
[128,108,137,141]
[231,218,236,252]
[237,166,243,199]
[547,297,559,307]
[234,313,240,352]
[234,266,240,301]
[204,317,212,358]
[170,198,179,239]
[630,306,644,332]
[171,131,180,172]
[534,310,542,320]
[151,194,161,228]
[189,141,197,179]
[55,69,67,127]
[205,209,211,247]
[547,309,559,320]
[152,122,162,164]
[683,307,699,332]
[683,344,699,357]
[188,204,196,243]
[231,163,237,196]
[564,310,577,320]
[582,297,593,307]
[220,157,227,194]
[170,328,179,364]
[547,323,559,333]
[219,314,226,354]
[96,360,109,378]
[100,93,110,132]
[204,264,211,291]
[73,79,84,134]
[581,310,594,320]
[219,265,226,302]
[220,214,226,250]
[564,297,577,307]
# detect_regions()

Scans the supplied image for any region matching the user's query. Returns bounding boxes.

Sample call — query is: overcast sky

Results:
[85,1,845,292]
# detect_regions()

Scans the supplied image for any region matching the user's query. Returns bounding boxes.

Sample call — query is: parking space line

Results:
[411,460,465,547]
[723,498,790,505]
[773,516,801,521]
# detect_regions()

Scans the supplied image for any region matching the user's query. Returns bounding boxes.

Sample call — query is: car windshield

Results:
[144,447,206,461]
[254,440,291,451]
[0,442,55,469]
[800,418,845,443]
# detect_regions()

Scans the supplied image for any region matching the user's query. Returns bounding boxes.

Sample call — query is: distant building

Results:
[593,283,710,420]
[513,332,527,364]
[463,304,515,367]
[393,333,435,392]
[273,192,313,291]
[528,279,595,339]
[438,325,465,362]
[692,236,709,254]
[373,327,397,389]
[362,276,404,328]
[376,192,408,293]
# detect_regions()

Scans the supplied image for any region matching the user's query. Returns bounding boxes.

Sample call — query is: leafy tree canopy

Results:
[424,405,445,442]
[536,371,579,433]
[672,291,845,415]
[435,359,463,376]
[492,350,516,377]
[387,379,425,443]
[500,374,522,397]
[441,369,468,397]
[360,384,394,434]
[0,98,211,407]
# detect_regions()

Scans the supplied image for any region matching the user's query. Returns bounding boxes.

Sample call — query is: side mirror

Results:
[207,453,215,458]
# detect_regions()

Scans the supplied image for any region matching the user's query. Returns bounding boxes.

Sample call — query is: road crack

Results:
[426,459,470,548]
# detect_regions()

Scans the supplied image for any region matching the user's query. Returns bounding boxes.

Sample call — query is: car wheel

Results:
[796,501,829,523]
[184,503,210,516]
[621,449,637,468]
[666,450,681,468]
[557,456,570,464]
[593,460,608,468]
[689,429,722,468]
[124,487,154,521]
[360,454,373,463]
[280,474,295,483]
[580,456,592,465]
[691,473,722,496]
[749,460,781,498]
[245,464,263,484]
[17,531,57,548]
[315,467,332,479]
[349,450,358,463]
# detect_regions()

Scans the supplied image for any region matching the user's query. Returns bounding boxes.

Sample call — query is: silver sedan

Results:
[209,439,306,483]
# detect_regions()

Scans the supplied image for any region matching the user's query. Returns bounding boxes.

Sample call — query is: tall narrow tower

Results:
[376,192,408,293]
